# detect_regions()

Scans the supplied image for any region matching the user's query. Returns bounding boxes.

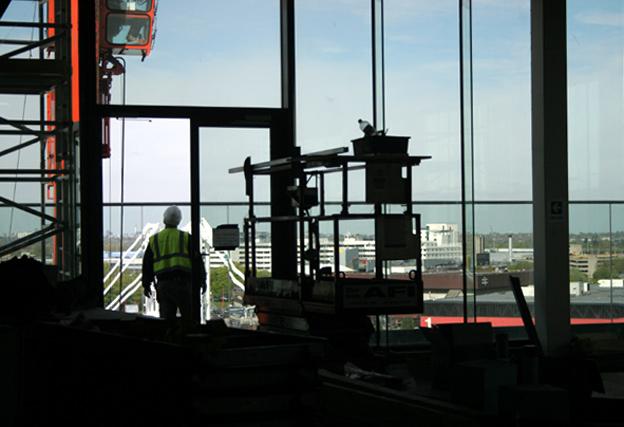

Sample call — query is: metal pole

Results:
[371,0,386,131]
[298,174,306,279]
[117,63,127,311]
[190,122,201,325]
[39,0,46,265]
[459,0,468,323]
[79,0,103,306]
[333,219,340,278]
[374,203,383,280]
[609,203,613,322]
[341,164,349,215]
[204,241,211,323]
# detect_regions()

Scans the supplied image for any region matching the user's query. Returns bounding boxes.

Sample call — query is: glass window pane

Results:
[474,203,533,328]
[611,204,624,323]
[102,119,191,315]
[107,14,150,45]
[461,0,476,320]
[568,1,624,326]
[107,0,153,12]
[569,203,614,324]
[385,0,461,201]
[463,0,531,326]
[472,1,532,201]
[103,119,190,204]
[199,128,269,327]
[199,128,270,203]
[0,2,43,57]
[0,207,54,261]
[101,0,281,107]
[296,0,372,154]
[568,0,624,200]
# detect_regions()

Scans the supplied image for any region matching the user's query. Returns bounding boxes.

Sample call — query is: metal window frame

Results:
[80,0,298,317]
[371,0,385,132]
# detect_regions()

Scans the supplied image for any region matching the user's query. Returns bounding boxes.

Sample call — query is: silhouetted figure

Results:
[142,206,206,324]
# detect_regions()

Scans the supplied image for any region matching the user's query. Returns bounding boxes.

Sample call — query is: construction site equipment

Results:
[0,0,157,280]
[230,143,431,332]
[0,0,77,278]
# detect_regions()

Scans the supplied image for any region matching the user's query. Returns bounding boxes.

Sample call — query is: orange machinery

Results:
[98,0,157,58]
[45,0,157,265]
[96,0,158,157]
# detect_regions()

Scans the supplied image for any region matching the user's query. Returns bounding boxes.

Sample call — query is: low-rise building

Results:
[569,254,610,278]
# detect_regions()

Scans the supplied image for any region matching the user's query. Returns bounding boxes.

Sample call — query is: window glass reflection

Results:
[107,0,152,12]
[385,0,461,201]
[296,0,373,159]
[102,1,281,107]
[471,1,531,201]
[568,0,624,200]
[107,14,150,45]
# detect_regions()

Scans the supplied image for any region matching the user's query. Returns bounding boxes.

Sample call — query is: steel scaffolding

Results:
[0,0,78,279]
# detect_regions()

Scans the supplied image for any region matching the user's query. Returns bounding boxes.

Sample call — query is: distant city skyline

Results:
[4,201,624,236]
[0,1,622,245]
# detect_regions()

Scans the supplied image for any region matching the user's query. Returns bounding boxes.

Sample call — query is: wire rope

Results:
[8,4,38,237]
[117,57,127,311]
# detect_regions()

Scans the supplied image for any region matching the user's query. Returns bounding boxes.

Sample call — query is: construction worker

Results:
[142,206,206,322]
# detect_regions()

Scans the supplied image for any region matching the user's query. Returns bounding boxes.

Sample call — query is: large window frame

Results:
[78,0,624,334]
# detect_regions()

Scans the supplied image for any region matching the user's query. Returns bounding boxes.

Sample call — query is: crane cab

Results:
[99,0,156,58]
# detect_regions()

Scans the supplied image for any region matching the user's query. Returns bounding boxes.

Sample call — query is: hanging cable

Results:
[117,57,127,311]
[8,4,38,237]
[108,145,112,259]
[8,95,29,236]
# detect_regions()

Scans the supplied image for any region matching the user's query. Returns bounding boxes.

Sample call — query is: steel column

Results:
[190,122,201,324]
[79,0,104,305]
[271,0,297,280]
[371,0,385,131]
[531,0,571,355]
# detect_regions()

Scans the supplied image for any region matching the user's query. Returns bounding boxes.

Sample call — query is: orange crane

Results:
[44,0,157,265]
[96,0,158,157]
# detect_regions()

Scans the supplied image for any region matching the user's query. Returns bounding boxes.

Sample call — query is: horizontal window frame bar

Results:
[2,200,624,208]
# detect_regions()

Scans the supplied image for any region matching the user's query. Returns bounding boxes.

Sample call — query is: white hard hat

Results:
[163,205,182,227]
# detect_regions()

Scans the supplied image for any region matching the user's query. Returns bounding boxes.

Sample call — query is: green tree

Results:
[210,266,232,299]
[209,264,270,300]
[569,267,588,283]
[593,258,624,281]
[509,260,533,272]
[613,258,624,275]
[593,266,611,281]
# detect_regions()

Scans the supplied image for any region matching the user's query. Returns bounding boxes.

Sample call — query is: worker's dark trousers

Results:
[155,278,191,322]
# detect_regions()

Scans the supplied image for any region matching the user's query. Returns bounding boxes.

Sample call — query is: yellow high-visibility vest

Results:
[149,228,192,275]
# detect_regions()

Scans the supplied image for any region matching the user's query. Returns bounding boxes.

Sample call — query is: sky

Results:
[0,0,623,237]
